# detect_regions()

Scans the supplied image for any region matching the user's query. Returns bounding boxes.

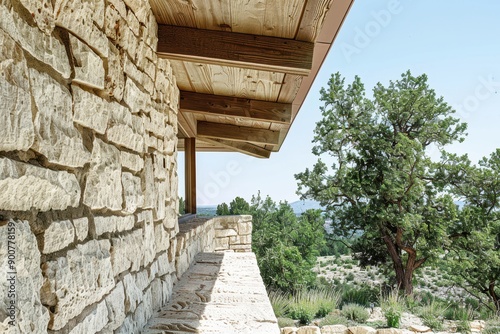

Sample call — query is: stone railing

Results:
[174,215,252,279]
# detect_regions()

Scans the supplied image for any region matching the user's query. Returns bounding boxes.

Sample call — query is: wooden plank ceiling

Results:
[150,0,354,158]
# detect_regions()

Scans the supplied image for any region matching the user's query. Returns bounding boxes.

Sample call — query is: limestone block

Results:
[407,325,432,333]
[122,172,144,213]
[142,156,154,209]
[141,17,158,49]
[230,234,252,245]
[127,10,140,36]
[0,6,70,78]
[69,34,105,89]
[347,326,377,334]
[0,220,50,333]
[68,301,108,334]
[104,4,122,41]
[155,223,170,253]
[72,217,89,241]
[42,219,75,254]
[121,151,144,172]
[107,102,145,153]
[376,329,402,334]
[0,28,34,152]
[30,68,90,167]
[122,273,142,313]
[150,278,163,311]
[105,42,125,100]
[72,85,109,134]
[321,325,348,334]
[134,289,153,329]
[154,181,167,221]
[42,240,114,330]
[0,157,80,211]
[123,0,150,24]
[83,138,123,211]
[297,326,320,334]
[214,237,229,251]
[281,327,297,334]
[215,229,238,238]
[135,270,149,292]
[146,110,167,138]
[110,229,143,276]
[156,252,174,277]
[124,55,155,96]
[116,25,138,60]
[107,0,127,18]
[54,0,108,56]
[17,0,55,34]
[123,76,150,113]
[137,210,155,266]
[161,274,174,305]
[114,316,134,334]
[103,281,125,331]
[94,215,135,236]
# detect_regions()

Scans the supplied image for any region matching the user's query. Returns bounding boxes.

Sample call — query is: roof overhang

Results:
[150,0,354,158]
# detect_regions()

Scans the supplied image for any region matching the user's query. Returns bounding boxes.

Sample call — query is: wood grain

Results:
[197,121,280,145]
[181,91,292,123]
[201,137,271,158]
[157,25,314,75]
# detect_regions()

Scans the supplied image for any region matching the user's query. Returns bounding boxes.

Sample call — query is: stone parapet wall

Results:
[174,215,253,281]
[0,0,179,333]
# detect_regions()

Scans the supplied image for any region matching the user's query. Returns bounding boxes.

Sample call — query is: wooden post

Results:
[184,138,196,214]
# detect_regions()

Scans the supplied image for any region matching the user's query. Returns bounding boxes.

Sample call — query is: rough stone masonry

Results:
[0,0,183,332]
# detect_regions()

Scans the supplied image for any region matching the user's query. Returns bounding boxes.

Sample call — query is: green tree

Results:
[216,202,230,215]
[438,150,500,313]
[229,196,250,214]
[178,197,185,215]
[296,71,466,295]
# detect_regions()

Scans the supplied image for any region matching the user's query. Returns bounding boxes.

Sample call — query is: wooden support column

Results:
[184,138,196,214]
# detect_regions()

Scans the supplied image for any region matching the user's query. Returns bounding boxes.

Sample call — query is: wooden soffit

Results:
[150,0,355,158]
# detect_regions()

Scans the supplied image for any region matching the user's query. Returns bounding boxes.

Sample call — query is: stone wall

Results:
[0,0,180,333]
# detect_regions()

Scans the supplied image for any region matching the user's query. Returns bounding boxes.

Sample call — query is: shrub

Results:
[340,285,379,307]
[268,290,290,318]
[345,273,355,281]
[381,290,405,328]
[277,317,296,328]
[484,316,500,334]
[288,288,341,324]
[319,313,348,327]
[341,303,370,323]
[417,299,448,331]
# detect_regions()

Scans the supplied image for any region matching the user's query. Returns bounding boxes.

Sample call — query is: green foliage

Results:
[216,202,229,215]
[484,316,500,334]
[277,317,296,328]
[319,313,348,327]
[296,71,466,295]
[218,193,326,294]
[178,197,185,215]
[381,290,405,328]
[416,299,447,331]
[341,303,370,323]
[437,149,500,312]
[268,290,290,318]
[282,288,341,325]
[339,285,379,307]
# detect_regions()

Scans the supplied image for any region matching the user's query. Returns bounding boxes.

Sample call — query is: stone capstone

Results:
[83,138,123,211]
[41,239,115,330]
[0,220,50,334]
[0,157,80,211]
[69,34,105,89]
[0,28,34,152]
[29,68,90,167]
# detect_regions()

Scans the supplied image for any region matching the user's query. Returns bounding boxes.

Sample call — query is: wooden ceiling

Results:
[150,0,354,158]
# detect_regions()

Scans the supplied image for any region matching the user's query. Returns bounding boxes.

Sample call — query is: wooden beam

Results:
[197,121,280,146]
[202,138,271,159]
[180,91,292,124]
[184,138,196,214]
[157,25,314,75]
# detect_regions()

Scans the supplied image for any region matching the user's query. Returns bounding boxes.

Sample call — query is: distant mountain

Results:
[289,199,323,215]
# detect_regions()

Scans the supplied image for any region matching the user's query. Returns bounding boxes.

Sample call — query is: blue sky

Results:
[179,0,500,206]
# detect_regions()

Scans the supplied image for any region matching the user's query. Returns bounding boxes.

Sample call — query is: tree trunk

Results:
[489,281,500,314]
[382,234,406,292]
